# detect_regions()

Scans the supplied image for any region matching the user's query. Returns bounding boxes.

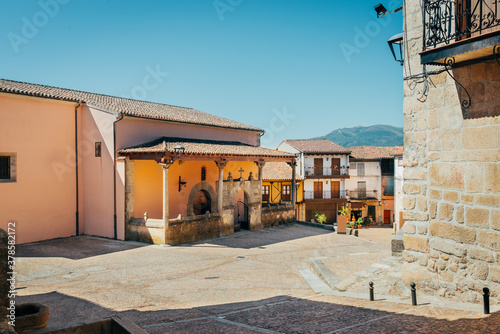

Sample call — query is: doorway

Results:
[384,210,391,224]
[234,190,249,232]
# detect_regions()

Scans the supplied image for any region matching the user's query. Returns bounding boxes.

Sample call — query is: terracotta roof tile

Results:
[118,137,294,158]
[262,162,303,181]
[282,139,350,154]
[0,78,262,132]
[348,146,404,160]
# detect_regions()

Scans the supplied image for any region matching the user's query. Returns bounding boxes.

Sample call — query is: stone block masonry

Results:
[402,0,500,304]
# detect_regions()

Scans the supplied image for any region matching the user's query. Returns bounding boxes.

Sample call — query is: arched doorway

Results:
[193,190,211,215]
[234,190,249,232]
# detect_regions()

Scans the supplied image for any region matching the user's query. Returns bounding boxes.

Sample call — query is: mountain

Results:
[317,125,403,147]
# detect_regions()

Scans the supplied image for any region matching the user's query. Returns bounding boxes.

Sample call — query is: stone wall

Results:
[262,204,295,228]
[402,0,500,303]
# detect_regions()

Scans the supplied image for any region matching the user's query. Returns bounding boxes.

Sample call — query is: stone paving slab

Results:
[14,224,500,333]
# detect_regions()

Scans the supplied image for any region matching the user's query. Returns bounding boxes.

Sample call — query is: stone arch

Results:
[187,182,218,216]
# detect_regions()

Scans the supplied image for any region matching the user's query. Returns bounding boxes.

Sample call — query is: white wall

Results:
[346,160,381,197]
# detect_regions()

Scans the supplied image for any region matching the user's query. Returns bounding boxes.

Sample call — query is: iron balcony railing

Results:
[423,0,500,51]
[304,190,347,200]
[347,190,379,200]
[304,167,349,177]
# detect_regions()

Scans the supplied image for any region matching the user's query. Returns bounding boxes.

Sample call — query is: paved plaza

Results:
[15,224,499,333]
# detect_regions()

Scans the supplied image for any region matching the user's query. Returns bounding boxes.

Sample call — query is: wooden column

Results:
[160,162,171,244]
[291,161,297,205]
[217,162,226,213]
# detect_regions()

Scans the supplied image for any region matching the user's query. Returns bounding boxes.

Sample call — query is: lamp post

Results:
[174,145,185,158]
[388,33,404,65]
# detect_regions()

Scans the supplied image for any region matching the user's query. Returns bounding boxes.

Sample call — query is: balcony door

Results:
[314,158,323,176]
[314,181,323,199]
[331,181,340,198]
[332,158,340,175]
[358,181,366,199]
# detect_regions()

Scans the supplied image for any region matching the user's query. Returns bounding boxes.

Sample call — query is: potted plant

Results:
[357,217,364,229]
[314,212,327,224]
[336,206,348,234]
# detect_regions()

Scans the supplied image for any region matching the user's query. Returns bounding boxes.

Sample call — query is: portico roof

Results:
[118,137,295,162]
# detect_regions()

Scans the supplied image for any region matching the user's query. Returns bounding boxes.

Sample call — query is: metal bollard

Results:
[483,287,490,314]
[410,282,417,306]
[369,281,374,301]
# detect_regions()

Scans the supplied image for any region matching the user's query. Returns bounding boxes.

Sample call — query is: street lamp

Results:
[388,33,404,65]
[374,3,403,18]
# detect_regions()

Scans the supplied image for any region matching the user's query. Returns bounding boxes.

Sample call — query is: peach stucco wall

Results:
[116,116,260,150]
[133,160,258,220]
[80,106,120,239]
[0,95,78,244]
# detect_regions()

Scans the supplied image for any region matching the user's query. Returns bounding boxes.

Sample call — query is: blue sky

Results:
[1,0,404,148]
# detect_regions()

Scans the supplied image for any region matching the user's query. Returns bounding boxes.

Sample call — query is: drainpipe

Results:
[75,102,82,236]
[113,114,124,240]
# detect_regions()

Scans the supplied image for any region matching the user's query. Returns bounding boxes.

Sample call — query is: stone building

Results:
[401,0,500,303]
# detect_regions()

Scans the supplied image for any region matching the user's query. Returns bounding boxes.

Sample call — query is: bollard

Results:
[410,282,417,306]
[483,287,490,315]
[369,281,374,301]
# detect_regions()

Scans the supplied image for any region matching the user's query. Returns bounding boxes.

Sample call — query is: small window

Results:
[398,156,403,166]
[95,142,102,157]
[0,154,16,182]
[262,185,270,202]
[201,166,207,181]
[351,163,356,169]
[282,185,291,201]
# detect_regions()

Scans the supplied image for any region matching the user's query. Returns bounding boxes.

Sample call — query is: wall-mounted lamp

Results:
[95,142,102,157]
[174,145,185,158]
[178,176,187,192]
[388,33,404,65]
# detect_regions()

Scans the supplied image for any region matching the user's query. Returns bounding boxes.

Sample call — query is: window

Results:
[357,163,365,177]
[282,185,291,201]
[201,166,207,181]
[385,177,395,195]
[398,156,403,166]
[358,181,366,198]
[381,159,394,174]
[351,163,356,169]
[0,154,16,182]
[262,185,270,202]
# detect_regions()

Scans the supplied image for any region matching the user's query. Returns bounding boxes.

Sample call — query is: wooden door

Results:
[332,158,340,175]
[331,181,340,198]
[384,210,391,224]
[314,158,323,176]
[314,181,323,199]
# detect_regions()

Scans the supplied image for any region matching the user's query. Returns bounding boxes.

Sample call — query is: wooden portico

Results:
[118,137,296,245]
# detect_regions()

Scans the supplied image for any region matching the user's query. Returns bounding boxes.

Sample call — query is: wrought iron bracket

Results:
[444,57,471,110]
[494,45,500,69]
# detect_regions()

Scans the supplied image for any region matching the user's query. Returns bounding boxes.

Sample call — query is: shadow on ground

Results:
[19,291,499,334]
[17,237,146,260]
[186,224,332,249]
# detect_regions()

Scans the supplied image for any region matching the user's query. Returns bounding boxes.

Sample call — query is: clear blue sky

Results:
[1,0,404,148]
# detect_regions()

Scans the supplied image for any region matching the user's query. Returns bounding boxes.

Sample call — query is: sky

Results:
[0,0,404,149]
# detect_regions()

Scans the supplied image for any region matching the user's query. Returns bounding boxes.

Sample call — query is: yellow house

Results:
[261,162,305,221]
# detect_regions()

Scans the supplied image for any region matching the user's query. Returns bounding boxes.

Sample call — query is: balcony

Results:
[304,167,350,179]
[422,0,500,65]
[347,190,379,200]
[304,190,347,201]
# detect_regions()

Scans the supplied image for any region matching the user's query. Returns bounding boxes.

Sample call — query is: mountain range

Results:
[316,124,403,147]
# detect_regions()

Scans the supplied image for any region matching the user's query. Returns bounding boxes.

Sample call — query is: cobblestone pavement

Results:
[15,224,500,333]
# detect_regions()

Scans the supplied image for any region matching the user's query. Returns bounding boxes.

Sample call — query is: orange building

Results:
[0,78,296,245]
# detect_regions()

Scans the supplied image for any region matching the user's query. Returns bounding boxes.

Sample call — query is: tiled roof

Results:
[0,78,262,132]
[281,139,351,154]
[348,146,404,160]
[118,137,295,158]
[262,162,304,181]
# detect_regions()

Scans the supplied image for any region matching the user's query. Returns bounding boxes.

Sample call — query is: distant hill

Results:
[316,125,403,147]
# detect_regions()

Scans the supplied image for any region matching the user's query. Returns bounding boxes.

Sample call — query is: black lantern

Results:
[388,33,404,65]
[174,145,185,157]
